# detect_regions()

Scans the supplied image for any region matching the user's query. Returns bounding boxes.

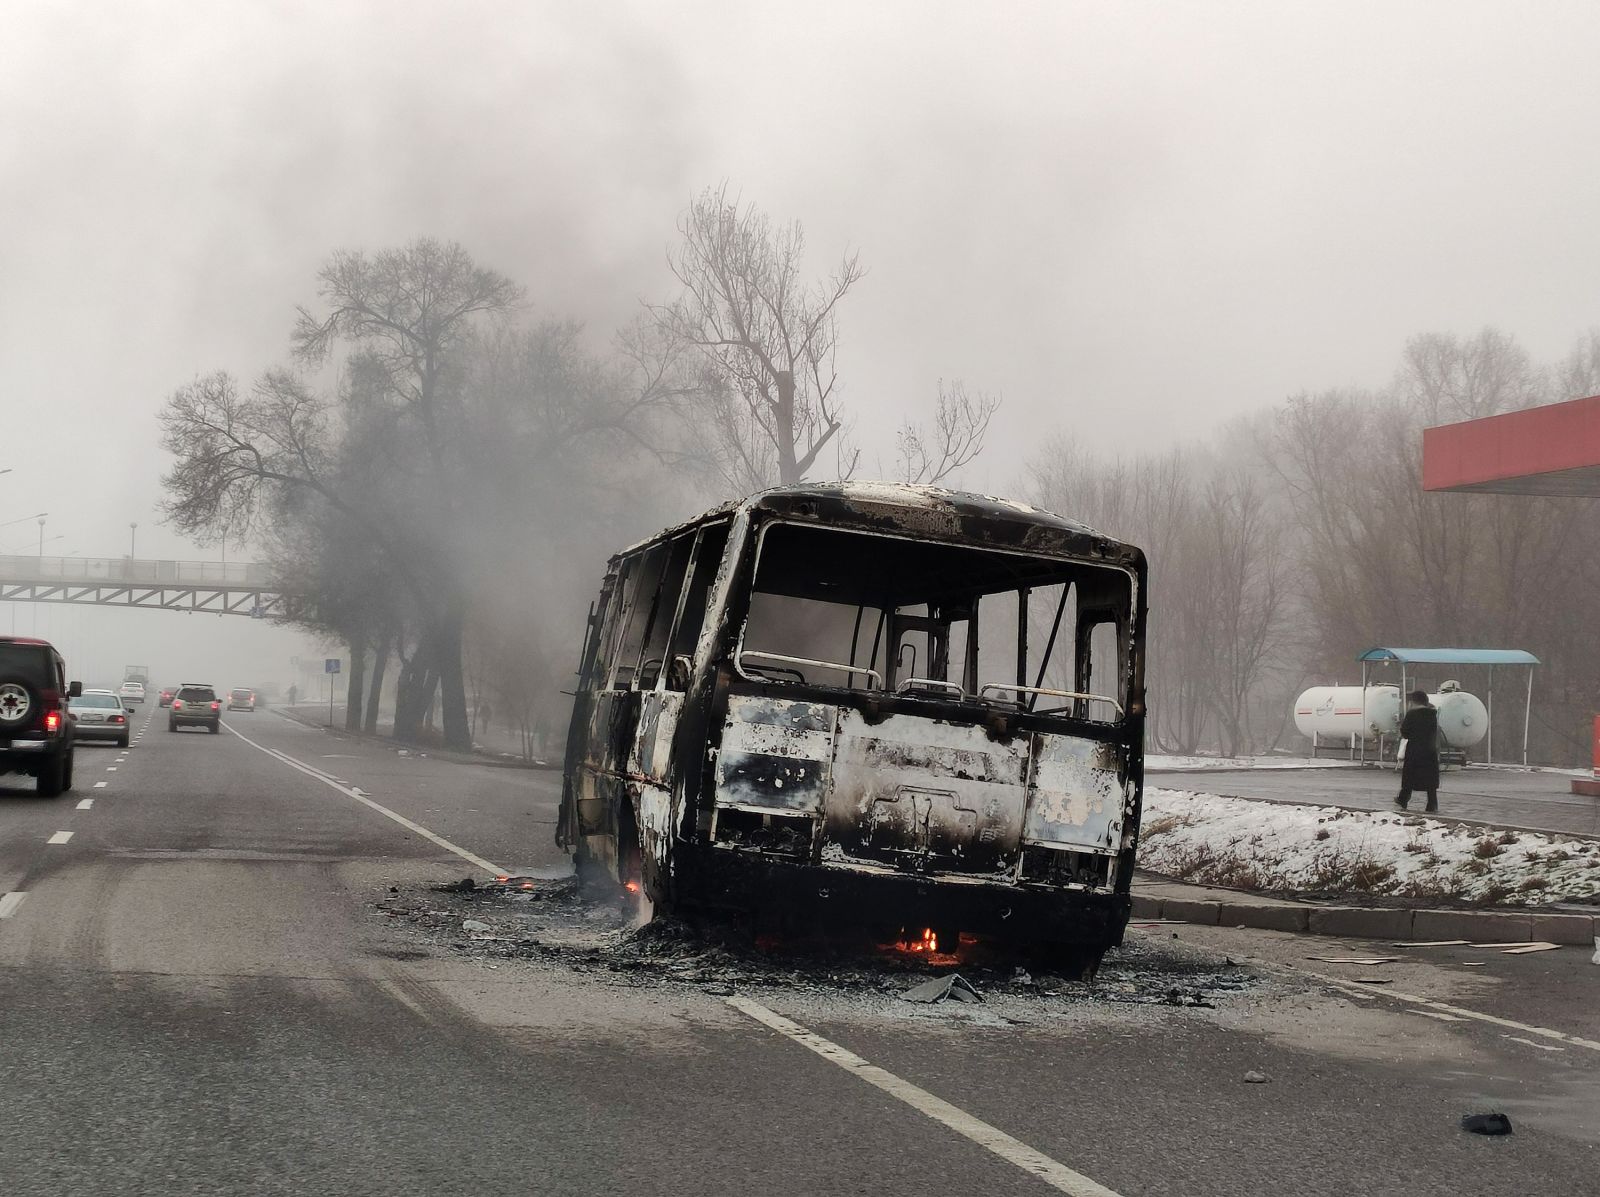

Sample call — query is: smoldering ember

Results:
[3,6,1600,1196]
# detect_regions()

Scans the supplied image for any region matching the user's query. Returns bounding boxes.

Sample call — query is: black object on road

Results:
[1461,1113,1513,1136]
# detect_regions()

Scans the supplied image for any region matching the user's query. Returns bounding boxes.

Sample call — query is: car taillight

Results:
[173,700,183,710]
[111,714,125,724]
[44,712,61,733]
[211,702,220,711]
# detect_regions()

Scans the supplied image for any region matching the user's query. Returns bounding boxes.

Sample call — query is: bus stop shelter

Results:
[1357,646,1539,766]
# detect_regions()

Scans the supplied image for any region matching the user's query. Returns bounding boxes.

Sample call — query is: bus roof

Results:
[612,482,1142,568]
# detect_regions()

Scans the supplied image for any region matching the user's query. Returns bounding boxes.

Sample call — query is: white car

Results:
[118,681,146,705]
[69,689,132,747]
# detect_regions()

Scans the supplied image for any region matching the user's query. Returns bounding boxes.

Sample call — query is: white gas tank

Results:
[1294,685,1401,741]
[1427,688,1489,749]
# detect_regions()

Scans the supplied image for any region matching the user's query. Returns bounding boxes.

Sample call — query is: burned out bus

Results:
[558,483,1148,973]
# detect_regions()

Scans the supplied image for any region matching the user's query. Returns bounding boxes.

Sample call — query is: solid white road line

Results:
[223,723,504,875]
[0,892,27,919]
[1310,971,1600,1054]
[92,781,107,789]
[725,996,1123,1197]
[47,831,73,845]
[76,798,93,810]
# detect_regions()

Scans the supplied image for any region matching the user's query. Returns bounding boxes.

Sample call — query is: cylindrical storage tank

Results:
[1294,685,1401,741]
[1429,689,1488,749]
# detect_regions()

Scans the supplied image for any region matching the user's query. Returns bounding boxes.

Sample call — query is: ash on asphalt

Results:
[371,879,1264,1012]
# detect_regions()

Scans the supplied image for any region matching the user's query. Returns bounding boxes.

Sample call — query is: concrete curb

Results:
[1130,893,1598,945]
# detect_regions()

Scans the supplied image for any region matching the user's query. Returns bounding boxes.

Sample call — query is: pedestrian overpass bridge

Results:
[0,554,293,618]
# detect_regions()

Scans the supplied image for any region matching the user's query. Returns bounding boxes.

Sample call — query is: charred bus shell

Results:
[558,483,1148,972]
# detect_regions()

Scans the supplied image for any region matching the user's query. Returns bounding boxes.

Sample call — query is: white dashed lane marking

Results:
[223,723,504,875]
[0,892,27,919]
[92,781,107,789]
[726,996,1124,1197]
[1311,972,1600,1054]
[47,831,73,845]
[76,798,93,810]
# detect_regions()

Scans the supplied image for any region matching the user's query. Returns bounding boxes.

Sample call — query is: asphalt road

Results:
[1150,764,1600,838]
[2,707,1597,1196]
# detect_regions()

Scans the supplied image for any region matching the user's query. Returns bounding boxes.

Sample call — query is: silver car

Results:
[70,689,132,747]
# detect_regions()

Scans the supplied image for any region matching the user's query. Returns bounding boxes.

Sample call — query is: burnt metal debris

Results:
[900,973,984,1004]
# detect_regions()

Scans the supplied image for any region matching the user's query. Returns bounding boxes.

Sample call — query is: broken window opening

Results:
[733,522,1134,721]
[660,522,731,691]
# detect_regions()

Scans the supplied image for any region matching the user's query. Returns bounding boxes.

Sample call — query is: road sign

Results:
[324,658,341,674]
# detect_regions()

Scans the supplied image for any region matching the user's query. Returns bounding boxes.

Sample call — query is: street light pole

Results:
[130,522,138,557]
[37,517,45,557]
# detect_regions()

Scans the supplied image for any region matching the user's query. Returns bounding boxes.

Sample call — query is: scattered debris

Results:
[1461,962,1487,967]
[461,918,492,933]
[1393,940,1470,947]
[1500,943,1561,954]
[1346,977,1393,985]
[436,877,478,893]
[702,982,736,997]
[1460,1112,1513,1136]
[1308,956,1400,966]
[901,974,984,1004]
[1242,1070,1269,1084]
[373,881,1263,1012]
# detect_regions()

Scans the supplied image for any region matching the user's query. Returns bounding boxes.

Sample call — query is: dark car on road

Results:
[169,684,222,734]
[0,635,83,795]
[69,689,131,748]
[158,687,175,707]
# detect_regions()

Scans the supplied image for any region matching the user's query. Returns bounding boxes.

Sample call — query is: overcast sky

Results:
[5,0,1600,681]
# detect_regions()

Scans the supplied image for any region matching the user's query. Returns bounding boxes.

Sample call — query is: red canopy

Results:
[1423,393,1600,496]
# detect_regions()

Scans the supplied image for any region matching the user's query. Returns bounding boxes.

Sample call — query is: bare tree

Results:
[1194,464,1286,756]
[896,380,1001,485]
[652,184,864,488]
[291,239,523,749]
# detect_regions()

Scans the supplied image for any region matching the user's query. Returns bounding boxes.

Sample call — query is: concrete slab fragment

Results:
[1307,906,1415,940]
[1163,897,1221,926]
[1529,913,1597,946]
[1221,902,1309,933]
[1413,909,1531,943]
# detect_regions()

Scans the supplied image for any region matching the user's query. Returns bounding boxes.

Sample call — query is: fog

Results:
[6,1,1600,700]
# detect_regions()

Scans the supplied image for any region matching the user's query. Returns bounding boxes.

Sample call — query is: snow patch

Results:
[1139,787,1600,905]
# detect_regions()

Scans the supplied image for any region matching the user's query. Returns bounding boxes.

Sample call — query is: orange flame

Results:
[623,880,641,893]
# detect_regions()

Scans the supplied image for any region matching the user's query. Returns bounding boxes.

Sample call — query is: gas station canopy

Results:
[1423,393,1600,496]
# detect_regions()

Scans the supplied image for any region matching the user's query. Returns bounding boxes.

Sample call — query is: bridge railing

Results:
[0,555,276,588]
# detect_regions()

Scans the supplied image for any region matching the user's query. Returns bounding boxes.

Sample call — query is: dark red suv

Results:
[0,636,82,796]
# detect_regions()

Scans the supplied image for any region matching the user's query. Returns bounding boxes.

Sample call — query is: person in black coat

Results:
[1395,690,1441,812]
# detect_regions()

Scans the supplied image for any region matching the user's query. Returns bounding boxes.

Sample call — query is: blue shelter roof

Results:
[1357,647,1540,666]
